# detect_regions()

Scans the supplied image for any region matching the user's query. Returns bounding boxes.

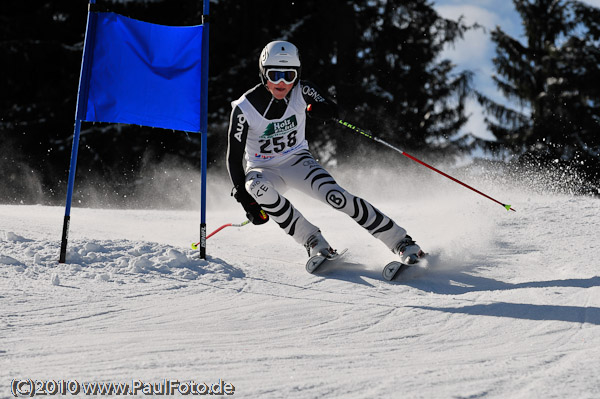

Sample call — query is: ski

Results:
[382,261,414,281]
[306,248,348,274]
[382,253,428,281]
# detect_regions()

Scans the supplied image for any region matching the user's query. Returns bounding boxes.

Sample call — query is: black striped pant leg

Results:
[245,170,319,245]
[287,151,406,250]
[344,195,406,250]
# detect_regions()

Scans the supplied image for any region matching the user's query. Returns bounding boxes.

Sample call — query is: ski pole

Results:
[335,118,516,212]
[191,220,250,249]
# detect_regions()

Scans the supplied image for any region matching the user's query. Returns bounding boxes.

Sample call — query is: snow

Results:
[1,166,600,398]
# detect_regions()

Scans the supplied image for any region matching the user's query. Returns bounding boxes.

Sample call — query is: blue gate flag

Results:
[61,5,210,264]
[77,12,204,132]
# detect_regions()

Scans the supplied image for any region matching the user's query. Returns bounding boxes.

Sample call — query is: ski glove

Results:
[232,187,269,225]
[306,102,339,121]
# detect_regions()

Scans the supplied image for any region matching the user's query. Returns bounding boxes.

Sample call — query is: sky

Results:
[431,0,600,141]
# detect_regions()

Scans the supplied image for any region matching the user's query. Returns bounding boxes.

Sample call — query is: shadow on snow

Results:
[409,302,600,325]
[309,260,600,325]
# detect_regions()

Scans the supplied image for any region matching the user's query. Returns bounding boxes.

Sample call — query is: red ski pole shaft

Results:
[206,223,232,240]
[336,119,516,212]
[192,220,250,249]
[401,152,515,211]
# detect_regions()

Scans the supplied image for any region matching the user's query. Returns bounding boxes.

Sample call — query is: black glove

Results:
[232,186,269,225]
[306,102,339,121]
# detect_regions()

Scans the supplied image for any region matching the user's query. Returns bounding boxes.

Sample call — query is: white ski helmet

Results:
[259,40,301,85]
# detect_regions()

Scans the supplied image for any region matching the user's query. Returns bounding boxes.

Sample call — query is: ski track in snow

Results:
[1,185,600,398]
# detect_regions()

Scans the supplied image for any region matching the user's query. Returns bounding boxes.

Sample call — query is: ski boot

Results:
[304,230,334,257]
[393,235,425,264]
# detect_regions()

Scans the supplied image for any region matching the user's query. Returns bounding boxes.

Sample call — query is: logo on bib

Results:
[261,115,298,138]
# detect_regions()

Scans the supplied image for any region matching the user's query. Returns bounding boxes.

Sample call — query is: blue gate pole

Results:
[59,1,97,263]
[199,0,210,259]
[59,121,83,263]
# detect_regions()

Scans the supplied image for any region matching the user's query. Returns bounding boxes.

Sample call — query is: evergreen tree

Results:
[478,0,600,190]
[0,0,205,205]
[345,0,475,156]
[211,0,476,164]
[1,0,478,204]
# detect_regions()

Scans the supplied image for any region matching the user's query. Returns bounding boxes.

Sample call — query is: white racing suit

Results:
[226,80,406,251]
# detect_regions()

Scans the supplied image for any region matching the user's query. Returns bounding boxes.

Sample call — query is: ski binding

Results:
[306,248,348,274]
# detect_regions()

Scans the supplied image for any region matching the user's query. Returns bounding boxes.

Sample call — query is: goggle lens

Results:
[266,69,297,84]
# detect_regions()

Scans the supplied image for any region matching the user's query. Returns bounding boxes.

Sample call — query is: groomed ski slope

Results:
[1,166,599,398]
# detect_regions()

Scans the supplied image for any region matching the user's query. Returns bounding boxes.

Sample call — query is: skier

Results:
[226,40,424,264]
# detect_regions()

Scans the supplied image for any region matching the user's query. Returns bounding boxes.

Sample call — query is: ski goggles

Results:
[265,68,298,84]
